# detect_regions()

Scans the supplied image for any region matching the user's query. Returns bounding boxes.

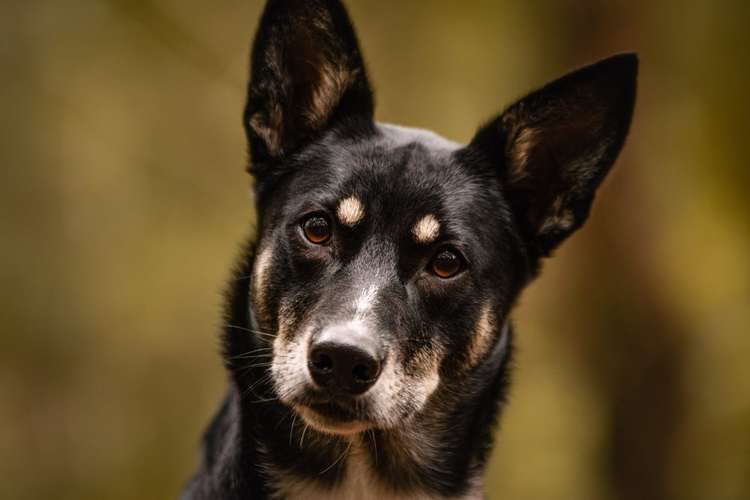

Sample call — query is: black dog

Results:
[181,1,637,498]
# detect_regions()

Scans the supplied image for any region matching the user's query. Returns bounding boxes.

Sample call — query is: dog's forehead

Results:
[320,124,482,217]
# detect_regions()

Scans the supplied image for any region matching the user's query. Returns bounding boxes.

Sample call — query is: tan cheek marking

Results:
[403,342,444,400]
[251,245,273,322]
[337,196,365,227]
[466,303,495,368]
[412,214,440,244]
[409,344,443,374]
[276,298,297,340]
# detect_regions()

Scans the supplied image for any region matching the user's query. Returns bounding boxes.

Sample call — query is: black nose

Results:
[308,333,382,395]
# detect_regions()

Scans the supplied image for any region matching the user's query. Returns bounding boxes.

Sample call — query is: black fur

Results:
[182,1,636,498]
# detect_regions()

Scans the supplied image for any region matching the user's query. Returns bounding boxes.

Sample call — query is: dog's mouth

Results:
[292,398,374,435]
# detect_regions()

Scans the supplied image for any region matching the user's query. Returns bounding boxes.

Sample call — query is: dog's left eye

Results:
[302,215,332,244]
[429,248,465,279]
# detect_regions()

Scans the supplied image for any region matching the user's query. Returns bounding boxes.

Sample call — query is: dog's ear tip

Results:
[595,52,639,85]
[596,52,638,68]
[606,53,639,121]
[577,53,638,114]
[608,51,639,65]
[262,0,346,13]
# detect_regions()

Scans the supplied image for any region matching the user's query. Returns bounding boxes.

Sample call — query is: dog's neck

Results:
[218,255,513,499]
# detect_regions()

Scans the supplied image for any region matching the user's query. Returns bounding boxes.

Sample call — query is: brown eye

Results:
[302,215,331,244]
[430,248,464,279]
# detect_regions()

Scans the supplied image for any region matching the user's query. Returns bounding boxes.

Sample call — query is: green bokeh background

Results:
[2,1,749,499]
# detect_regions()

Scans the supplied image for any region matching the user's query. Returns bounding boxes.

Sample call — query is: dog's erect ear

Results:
[471,53,637,260]
[244,0,374,168]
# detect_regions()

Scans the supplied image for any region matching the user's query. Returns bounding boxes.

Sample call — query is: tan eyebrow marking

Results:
[337,196,365,227]
[412,214,441,243]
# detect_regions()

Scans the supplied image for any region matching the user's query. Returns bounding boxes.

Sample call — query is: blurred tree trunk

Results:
[549,2,688,500]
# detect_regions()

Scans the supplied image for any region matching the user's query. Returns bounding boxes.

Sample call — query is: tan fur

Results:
[305,64,357,129]
[247,103,284,157]
[412,214,440,244]
[540,208,575,233]
[271,323,314,403]
[406,345,442,399]
[337,196,365,227]
[252,245,274,321]
[466,303,495,368]
[508,127,537,182]
[407,343,442,377]
[248,37,356,159]
[275,298,298,340]
[539,197,575,233]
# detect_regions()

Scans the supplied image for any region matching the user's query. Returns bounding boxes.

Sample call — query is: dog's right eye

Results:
[301,215,332,245]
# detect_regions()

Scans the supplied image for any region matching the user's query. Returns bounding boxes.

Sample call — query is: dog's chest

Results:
[273,452,482,500]
[274,454,396,500]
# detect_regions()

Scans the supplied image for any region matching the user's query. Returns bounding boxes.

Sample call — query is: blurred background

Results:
[2,1,749,499]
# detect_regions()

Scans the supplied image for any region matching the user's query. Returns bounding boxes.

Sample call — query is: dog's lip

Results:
[290,393,376,429]
[294,402,373,435]
[307,401,357,420]
[292,389,357,408]
[292,395,358,420]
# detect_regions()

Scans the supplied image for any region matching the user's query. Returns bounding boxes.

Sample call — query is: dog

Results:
[181,0,637,498]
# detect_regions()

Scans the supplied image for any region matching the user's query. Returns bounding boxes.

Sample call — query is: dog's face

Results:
[251,125,518,434]
[241,0,636,436]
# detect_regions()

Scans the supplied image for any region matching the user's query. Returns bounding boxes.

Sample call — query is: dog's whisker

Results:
[319,440,352,475]
[224,324,276,339]
[232,349,274,357]
[369,429,378,467]
[241,373,273,399]
[299,423,309,449]
[233,353,273,362]
[233,357,272,366]
[289,412,298,447]
[273,412,291,432]
[224,323,254,333]
[246,373,272,390]
[236,360,272,371]
[228,350,272,360]
[250,396,279,404]
[243,362,274,369]
[234,346,273,354]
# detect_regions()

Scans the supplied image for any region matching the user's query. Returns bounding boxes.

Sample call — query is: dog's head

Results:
[240,0,636,436]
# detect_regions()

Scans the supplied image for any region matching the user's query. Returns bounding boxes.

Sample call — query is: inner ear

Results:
[292,43,359,128]
[244,0,374,166]
[470,53,637,260]
[504,113,611,239]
